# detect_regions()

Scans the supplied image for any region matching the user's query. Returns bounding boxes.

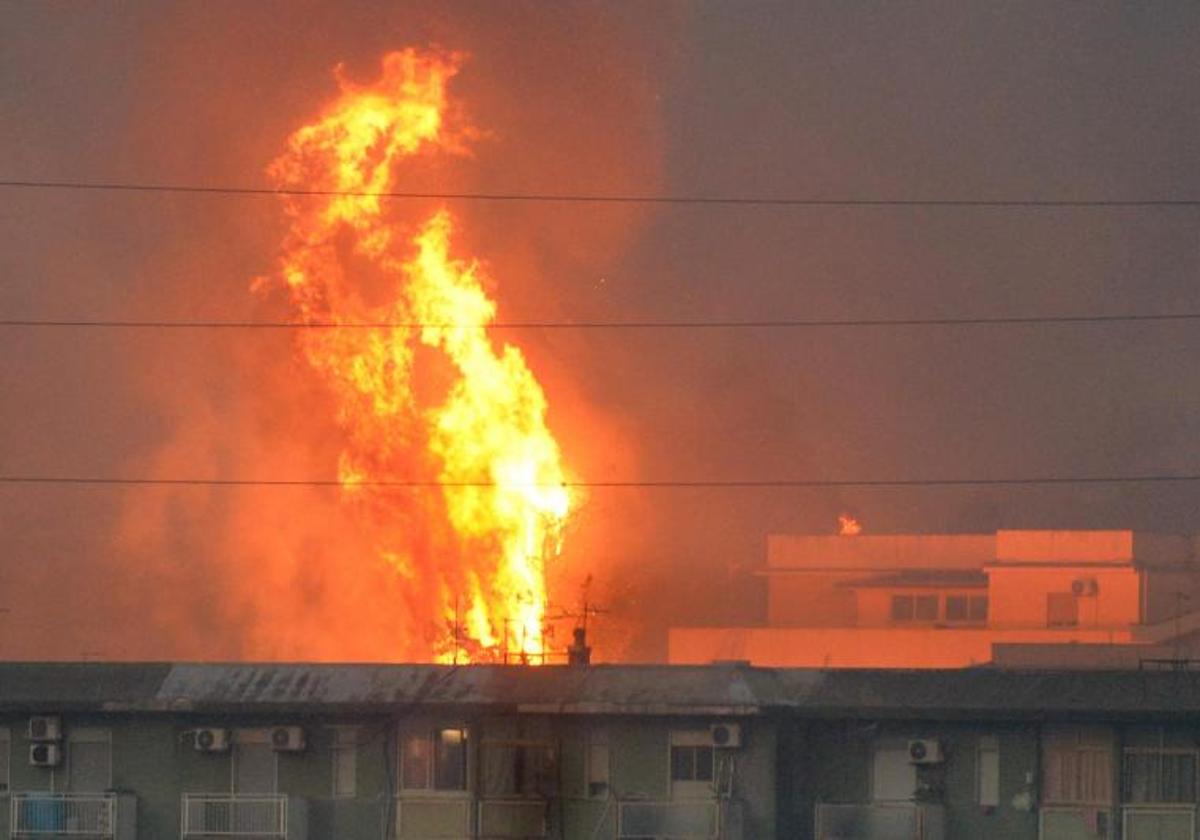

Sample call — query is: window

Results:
[1043,729,1113,805]
[891,595,915,621]
[400,728,468,792]
[66,728,111,793]
[969,596,988,622]
[480,741,557,798]
[669,731,715,798]
[1047,593,1079,627]
[946,595,988,623]
[586,729,610,798]
[0,727,8,794]
[671,745,714,783]
[914,595,939,621]
[1123,749,1197,803]
[332,727,358,798]
[977,736,1000,806]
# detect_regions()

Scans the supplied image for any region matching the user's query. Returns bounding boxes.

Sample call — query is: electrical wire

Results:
[3,313,1200,331]
[2,179,1198,207]
[3,475,1200,488]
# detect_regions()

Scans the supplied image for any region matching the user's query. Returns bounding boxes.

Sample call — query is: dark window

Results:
[914,595,939,621]
[891,595,914,621]
[946,596,968,621]
[1122,751,1198,803]
[969,596,989,622]
[481,742,557,798]
[670,746,714,782]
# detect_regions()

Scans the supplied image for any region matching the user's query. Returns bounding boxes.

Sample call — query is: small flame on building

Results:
[838,514,862,536]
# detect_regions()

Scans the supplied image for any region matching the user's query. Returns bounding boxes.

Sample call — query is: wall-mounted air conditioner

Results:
[270,726,306,752]
[710,722,743,748]
[194,728,230,752]
[28,716,62,742]
[1071,578,1099,597]
[29,743,61,767]
[908,739,944,764]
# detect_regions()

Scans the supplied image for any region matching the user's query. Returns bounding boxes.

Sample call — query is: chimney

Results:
[567,627,591,666]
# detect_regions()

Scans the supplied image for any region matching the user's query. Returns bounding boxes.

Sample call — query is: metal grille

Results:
[181,794,287,837]
[11,793,116,836]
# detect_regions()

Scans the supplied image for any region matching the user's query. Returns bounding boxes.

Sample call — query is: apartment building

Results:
[670,530,1200,668]
[2,663,1200,839]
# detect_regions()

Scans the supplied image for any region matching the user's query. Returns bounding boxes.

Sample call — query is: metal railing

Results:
[815,802,943,840]
[181,794,288,837]
[617,800,720,839]
[477,799,548,838]
[11,793,117,836]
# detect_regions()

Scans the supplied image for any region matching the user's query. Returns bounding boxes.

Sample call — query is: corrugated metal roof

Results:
[1,662,1199,718]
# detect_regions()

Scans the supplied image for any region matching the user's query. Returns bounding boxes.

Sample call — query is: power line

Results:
[2,475,1200,489]
[4,312,1200,331]
[1,179,1198,208]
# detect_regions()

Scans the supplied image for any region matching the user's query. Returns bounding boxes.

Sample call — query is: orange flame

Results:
[263,49,571,662]
[838,514,862,536]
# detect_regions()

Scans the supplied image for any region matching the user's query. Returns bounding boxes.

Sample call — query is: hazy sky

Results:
[1,2,1198,660]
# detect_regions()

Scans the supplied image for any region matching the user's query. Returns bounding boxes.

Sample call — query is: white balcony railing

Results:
[181,794,290,837]
[617,800,719,839]
[815,802,945,840]
[11,793,117,836]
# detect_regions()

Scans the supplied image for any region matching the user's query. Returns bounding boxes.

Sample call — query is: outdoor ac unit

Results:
[710,722,743,748]
[270,726,306,751]
[1071,578,1099,597]
[194,728,230,752]
[28,716,62,741]
[908,739,944,764]
[29,743,61,767]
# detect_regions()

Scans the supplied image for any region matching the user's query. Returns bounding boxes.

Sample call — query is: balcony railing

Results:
[11,793,119,836]
[394,797,472,839]
[477,799,548,838]
[617,800,719,839]
[181,794,300,838]
[815,802,945,840]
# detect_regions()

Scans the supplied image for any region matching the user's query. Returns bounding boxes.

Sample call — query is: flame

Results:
[838,514,862,536]
[263,49,571,662]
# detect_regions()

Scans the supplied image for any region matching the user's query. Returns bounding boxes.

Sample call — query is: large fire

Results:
[263,49,571,662]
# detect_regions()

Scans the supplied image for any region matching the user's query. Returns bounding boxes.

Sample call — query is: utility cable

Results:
[3,475,1200,489]
[4,312,1200,331]
[2,179,1198,208]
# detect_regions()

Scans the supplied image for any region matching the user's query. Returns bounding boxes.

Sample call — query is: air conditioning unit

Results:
[194,728,231,752]
[908,739,944,764]
[1071,578,1099,597]
[28,716,62,741]
[710,723,743,749]
[30,743,61,767]
[270,726,306,752]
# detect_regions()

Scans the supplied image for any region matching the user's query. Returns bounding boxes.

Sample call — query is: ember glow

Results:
[263,49,571,662]
[838,514,862,536]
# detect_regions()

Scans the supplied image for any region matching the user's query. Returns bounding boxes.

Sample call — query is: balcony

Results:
[617,800,720,839]
[477,799,548,838]
[815,802,945,840]
[394,797,471,839]
[180,794,307,839]
[11,792,135,838]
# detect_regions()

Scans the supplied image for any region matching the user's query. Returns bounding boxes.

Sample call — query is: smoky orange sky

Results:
[2,2,1200,662]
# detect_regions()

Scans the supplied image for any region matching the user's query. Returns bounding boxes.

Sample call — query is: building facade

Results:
[670,530,1200,668]
[2,663,1200,839]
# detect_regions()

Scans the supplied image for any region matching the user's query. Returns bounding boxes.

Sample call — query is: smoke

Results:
[2,3,1198,662]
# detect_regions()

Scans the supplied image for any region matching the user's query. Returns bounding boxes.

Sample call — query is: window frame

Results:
[65,727,112,793]
[0,726,9,796]
[668,731,715,799]
[1121,746,1199,805]
[398,725,470,796]
[1042,728,1114,806]
[977,735,1000,807]
[330,726,359,799]
[585,727,611,800]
